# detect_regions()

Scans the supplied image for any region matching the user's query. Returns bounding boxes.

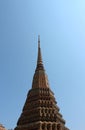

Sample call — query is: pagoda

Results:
[14,36,69,130]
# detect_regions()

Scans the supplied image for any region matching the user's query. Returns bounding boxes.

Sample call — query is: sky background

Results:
[0,0,85,130]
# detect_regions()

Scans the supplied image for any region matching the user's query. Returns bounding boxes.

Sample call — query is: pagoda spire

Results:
[36,35,44,71]
[32,36,49,89]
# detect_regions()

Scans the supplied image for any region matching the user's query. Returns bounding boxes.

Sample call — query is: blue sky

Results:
[0,0,85,130]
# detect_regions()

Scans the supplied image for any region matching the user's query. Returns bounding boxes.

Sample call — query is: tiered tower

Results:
[14,37,69,130]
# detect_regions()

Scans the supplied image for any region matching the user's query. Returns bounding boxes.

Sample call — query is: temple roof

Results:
[0,124,6,130]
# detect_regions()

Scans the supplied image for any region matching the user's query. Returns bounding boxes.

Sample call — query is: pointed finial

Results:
[36,35,44,71]
[38,35,40,48]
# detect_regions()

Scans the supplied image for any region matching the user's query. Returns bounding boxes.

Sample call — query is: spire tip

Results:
[38,35,40,42]
[38,35,40,48]
[36,35,44,71]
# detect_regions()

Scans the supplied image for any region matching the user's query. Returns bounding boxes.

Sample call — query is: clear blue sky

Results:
[0,0,85,130]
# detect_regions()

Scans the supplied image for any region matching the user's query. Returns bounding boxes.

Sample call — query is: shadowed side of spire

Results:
[36,35,44,71]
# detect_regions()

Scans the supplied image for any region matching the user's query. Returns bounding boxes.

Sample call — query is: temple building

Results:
[0,124,6,130]
[14,37,69,130]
